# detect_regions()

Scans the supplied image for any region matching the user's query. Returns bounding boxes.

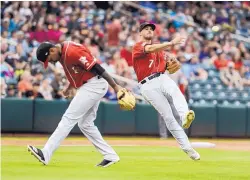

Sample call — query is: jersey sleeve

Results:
[159,51,167,61]
[133,42,150,59]
[78,54,97,71]
[73,45,97,71]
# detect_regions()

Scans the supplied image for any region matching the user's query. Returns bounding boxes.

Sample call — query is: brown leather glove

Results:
[166,58,181,74]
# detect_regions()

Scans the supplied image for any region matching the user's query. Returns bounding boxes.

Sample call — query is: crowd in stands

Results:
[1,1,249,102]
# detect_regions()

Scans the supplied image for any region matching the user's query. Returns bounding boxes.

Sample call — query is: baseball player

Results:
[27,41,135,167]
[132,22,200,160]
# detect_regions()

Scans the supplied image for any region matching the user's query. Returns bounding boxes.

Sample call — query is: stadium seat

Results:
[222,100,230,105]
[212,77,220,84]
[216,84,223,90]
[188,99,194,104]
[242,92,249,98]
[193,83,201,90]
[219,92,226,97]
[191,91,203,101]
[204,91,215,100]
[199,99,207,104]
[231,92,238,98]
[204,66,217,71]
[205,84,212,90]
[241,95,250,103]
[212,100,218,105]
[217,92,227,102]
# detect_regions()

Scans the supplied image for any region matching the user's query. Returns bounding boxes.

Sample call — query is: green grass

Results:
[2,145,250,180]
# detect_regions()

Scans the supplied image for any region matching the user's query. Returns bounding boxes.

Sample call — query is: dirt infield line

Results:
[1,136,250,151]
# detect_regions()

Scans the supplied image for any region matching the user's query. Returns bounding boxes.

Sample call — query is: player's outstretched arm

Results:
[90,64,136,110]
[145,35,186,53]
[90,64,122,92]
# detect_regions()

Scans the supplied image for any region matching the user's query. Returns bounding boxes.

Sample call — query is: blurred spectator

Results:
[199,46,210,62]
[106,16,122,48]
[30,82,44,99]
[231,53,243,71]
[179,55,190,77]
[181,56,208,80]
[6,84,17,98]
[39,79,53,100]
[113,51,129,77]
[120,40,134,67]
[103,86,117,101]
[1,54,15,83]
[220,62,244,90]
[183,45,195,61]
[179,77,190,101]
[32,69,44,84]
[240,65,250,87]
[214,52,229,70]
[17,71,33,97]
[1,18,16,35]
[84,37,100,60]
[14,58,26,81]
[112,50,132,89]
[189,56,208,81]
[101,53,116,74]
[1,1,249,103]
[0,77,7,98]
[51,72,64,99]
[236,18,250,37]
[29,23,48,43]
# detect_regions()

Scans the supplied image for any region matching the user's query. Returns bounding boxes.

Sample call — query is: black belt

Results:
[140,72,164,85]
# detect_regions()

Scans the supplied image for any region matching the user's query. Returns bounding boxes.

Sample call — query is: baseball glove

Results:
[166,58,181,74]
[117,88,136,110]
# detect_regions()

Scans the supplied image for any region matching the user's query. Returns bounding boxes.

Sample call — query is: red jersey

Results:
[120,48,133,66]
[59,41,97,88]
[132,41,167,82]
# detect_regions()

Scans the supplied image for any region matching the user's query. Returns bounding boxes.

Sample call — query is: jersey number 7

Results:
[149,59,154,68]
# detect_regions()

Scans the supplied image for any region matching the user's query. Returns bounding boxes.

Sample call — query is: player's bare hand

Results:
[62,86,75,98]
[171,35,186,46]
[62,89,70,97]
[165,52,176,61]
[114,85,123,93]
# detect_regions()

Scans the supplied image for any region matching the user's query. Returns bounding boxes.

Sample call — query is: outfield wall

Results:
[1,98,250,138]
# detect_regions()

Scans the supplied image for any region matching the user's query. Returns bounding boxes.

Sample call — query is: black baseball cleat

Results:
[96,159,119,168]
[27,145,47,165]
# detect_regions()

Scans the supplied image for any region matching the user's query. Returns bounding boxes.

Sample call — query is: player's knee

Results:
[56,116,76,130]
[78,121,94,130]
[166,120,182,131]
[77,121,85,129]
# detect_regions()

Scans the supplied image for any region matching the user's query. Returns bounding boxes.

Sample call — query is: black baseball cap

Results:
[36,42,55,69]
[139,22,156,32]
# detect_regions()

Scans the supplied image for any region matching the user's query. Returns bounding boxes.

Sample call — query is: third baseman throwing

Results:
[132,22,200,161]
